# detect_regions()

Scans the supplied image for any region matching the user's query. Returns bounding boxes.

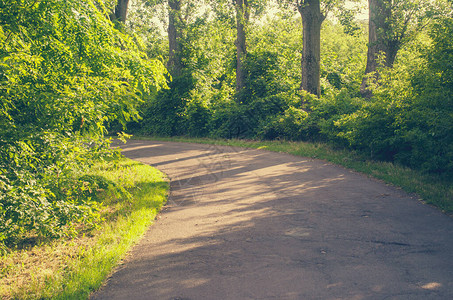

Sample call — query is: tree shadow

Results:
[92,140,453,300]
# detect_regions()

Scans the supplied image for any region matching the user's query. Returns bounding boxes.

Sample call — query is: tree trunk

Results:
[167,0,183,77]
[361,0,394,97]
[235,0,249,98]
[110,0,130,23]
[298,0,324,98]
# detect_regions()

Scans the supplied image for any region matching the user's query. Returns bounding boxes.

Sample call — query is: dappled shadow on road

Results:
[94,140,453,300]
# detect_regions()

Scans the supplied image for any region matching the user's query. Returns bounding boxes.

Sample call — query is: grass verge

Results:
[0,157,169,299]
[135,136,453,215]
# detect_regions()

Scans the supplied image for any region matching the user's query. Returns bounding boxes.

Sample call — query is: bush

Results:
[0,0,166,247]
[258,106,308,140]
[0,133,113,246]
[184,94,211,137]
[140,74,193,136]
[332,18,453,174]
[209,99,249,139]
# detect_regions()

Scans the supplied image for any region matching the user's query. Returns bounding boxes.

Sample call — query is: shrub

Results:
[0,0,166,247]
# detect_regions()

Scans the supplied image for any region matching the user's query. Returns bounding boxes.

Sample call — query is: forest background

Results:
[1,0,452,249]
[124,0,453,176]
[126,1,453,173]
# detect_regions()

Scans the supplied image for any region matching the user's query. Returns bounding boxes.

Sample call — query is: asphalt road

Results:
[91,140,453,300]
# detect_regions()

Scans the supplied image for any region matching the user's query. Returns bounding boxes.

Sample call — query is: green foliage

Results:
[0,134,109,245]
[337,7,362,36]
[329,16,453,173]
[135,4,237,137]
[140,74,194,136]
[402,14,453,172]
[0,0,166,246]
[320,21,367,94]
[184,94,211,136]
[129,1,451,176]
[258,106,308,140]
[1,158,169,299]
[209,99,248,138]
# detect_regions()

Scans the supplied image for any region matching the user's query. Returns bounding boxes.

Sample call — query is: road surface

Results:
[91,140,453,300]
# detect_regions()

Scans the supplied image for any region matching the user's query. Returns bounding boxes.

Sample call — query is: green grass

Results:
[0,158,169,299]
[135,136,453,215]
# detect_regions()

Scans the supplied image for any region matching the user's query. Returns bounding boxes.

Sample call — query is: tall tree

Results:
[210,0,267,100]
[361,0,440,97]
[110,0,130,23]
[235,0,250,96]
[297,0,326,97]
[360,0,391,97]
[282,0,339,98]
[130,0,187,77]
[167,0,184,77]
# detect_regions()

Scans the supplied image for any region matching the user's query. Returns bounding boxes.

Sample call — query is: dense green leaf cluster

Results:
[0,0,166,247]
[331,14,453,173]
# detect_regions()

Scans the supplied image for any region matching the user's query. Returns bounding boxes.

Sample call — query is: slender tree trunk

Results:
[235,0,249,98]
[168,0,183,77]
[110,0,130,23]
[361,0,394,97]
[298,0,324,98]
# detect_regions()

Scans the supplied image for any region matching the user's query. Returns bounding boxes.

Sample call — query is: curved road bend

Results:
[91,140,453,300]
